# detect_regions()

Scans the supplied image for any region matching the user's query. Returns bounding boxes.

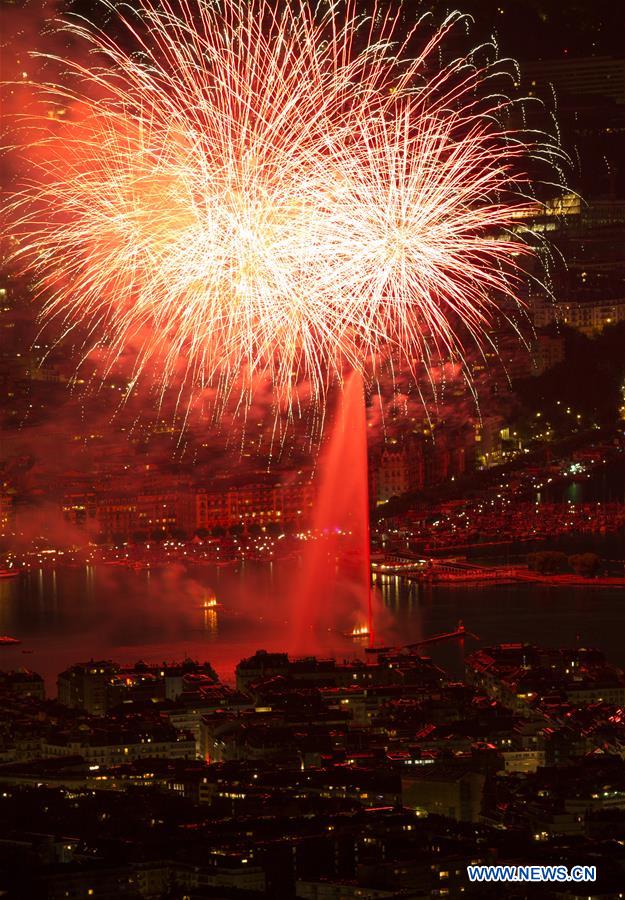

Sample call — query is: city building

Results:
[0,670,44,700]
[533,295,625,334]
[0,491,14,536]
[57,659,218,715]
[531,332,566,375]
[466,644,625,714]
[2,642,625,896]
[43,724,196,765]
[402,763,486,822]
[57,660,119,716]
[195,480,315,532]
[522,56,625,107]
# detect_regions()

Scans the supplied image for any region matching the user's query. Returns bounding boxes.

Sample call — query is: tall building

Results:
[57,661,119,716]
[522,56,625,107]
[375,439,424,503]
[531,332,566,375]
[376,447,412,503]
[0,491,14,535]
[473,417,504,468]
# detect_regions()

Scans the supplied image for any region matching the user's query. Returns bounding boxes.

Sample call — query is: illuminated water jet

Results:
[290,371,374,648]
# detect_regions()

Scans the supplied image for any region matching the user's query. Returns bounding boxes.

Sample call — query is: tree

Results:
[265,521,284,536]
[569,553,601,578]
[527,550,569,574]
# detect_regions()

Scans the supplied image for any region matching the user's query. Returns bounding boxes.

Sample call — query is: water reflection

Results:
[202,607,218,635]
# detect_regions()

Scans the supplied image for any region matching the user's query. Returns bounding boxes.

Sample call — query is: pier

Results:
[366,622,478,655]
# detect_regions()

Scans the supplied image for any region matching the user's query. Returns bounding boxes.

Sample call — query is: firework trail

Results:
[8,0,558,416]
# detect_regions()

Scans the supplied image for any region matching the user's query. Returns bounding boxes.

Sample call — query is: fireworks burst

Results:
[9,0,557,416]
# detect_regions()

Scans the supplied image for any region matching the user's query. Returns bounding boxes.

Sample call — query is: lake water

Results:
[2,461,624,692]
[1,559,623,693]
